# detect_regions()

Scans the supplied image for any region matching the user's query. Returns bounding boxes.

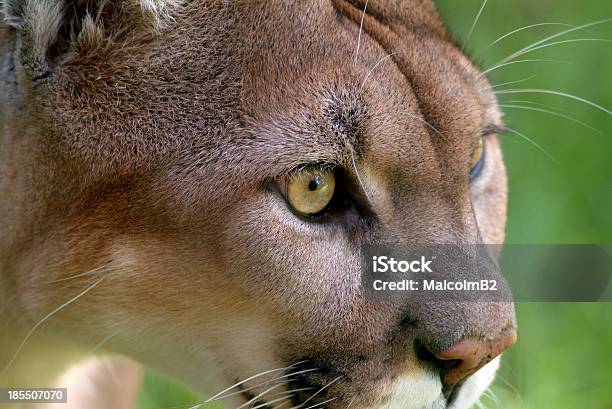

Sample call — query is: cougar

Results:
[0,1,517,409]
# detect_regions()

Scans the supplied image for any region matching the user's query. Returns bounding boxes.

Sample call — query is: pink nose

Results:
[434,328,517,385]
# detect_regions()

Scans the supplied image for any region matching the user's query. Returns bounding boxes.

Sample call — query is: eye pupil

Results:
[285,168,336,217]
[308,179,319,191]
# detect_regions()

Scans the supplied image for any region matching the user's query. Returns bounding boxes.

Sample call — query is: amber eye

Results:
[470,137,485,178]
[286,168,336,216]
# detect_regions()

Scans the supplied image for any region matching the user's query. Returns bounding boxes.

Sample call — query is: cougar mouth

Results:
[442,384,460,407]
[237,384,274,409]
[281,359,452,409]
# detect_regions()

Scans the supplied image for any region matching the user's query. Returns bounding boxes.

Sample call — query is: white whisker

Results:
[302,398,336,409]
[349,146,372,206]
[273,401,293,409]
[250,395,295,409]
[43,263,110,285]
[1,276,106,376]
[495,88,612,116]
[360,52,401,89]
[273,387,314,397]
[462,0,488,52]
[505,127,558,164]
[238,384,285,409]
[494,373,524,404]
[478,58,570,78]
[495,19,612,66]
[500,99,571,112]
[489,75,539,90]
[265,367,319,385]
[353,0,369,65]
[209,368,319,404]
[203,363,303,404]
[483,387,500,406]
[502,38,612,62]
[299,376,342,407]
[488,22,577,48]
[499,104,603,134]
[403,111,446,140]
[87,330,121,355]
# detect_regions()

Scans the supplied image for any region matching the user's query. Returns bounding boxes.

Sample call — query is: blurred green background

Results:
[137,1,612,408]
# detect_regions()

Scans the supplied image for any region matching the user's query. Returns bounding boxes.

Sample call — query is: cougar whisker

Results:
[499,98,594,118]
[488,75,539,91]
[403,111,447,140]
[302,397,337,409]
[474,399,487,409]
[272,387,315,397]
[482,387,500,406]
[478,58,570,78]
[190,384,284,409]
[257,386,316,409]
[462,0,488,52]
[494,18,612,67]
[42,263,111,285]
[262,368,320,386]
[498,38,612,63]
[249,394,295,409]
[360,51,401,89]
[353,0,369,65]
[209,367,319,405]
[346,395,357,409]
[273,401,293,409]
[501,99,571,110]
[494,88,612,116]
[198,379,287,405]
[494,372,524,405]
[487,22,578,48]
[505,127,558,164]
[235,383,286,409]
[298,375,343,408]
[499,104,603,134]
[87,330,121,355]
[1,276,106,377]
[204,363,304,403]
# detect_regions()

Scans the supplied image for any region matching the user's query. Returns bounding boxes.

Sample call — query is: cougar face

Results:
[0,1,516,409]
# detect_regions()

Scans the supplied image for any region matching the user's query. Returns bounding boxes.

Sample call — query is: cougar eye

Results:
[470,137,485,178]
[285,168,336,216]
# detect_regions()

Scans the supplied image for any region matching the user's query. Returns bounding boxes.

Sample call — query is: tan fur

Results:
[0,1,515,409]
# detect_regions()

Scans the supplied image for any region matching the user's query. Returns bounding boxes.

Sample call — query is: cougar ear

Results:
[2,0,88,72]
[2,0,26,28]
[2,0,178,75]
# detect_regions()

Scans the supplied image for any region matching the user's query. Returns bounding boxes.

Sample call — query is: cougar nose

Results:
[433,328,517,385]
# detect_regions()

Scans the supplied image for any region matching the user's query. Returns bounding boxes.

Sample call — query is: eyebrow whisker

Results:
[353,0,369,65]
[499,104,603,134]
[494,88,612,116]
[477,58,570,78]
[486,74,539,91]
[495,18,612,67]
[462,0,489,52]
[505,127,558,165]
[487,22,579,48]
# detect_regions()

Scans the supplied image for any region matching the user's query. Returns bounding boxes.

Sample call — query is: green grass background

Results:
[137,1,612,408]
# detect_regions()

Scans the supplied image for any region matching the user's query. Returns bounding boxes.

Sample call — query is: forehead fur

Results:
[8,1,499,193]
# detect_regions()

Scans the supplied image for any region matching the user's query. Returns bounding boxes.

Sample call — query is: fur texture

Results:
[0,1,515,409]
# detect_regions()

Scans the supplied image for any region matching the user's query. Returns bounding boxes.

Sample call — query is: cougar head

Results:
[0,1,516,408]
